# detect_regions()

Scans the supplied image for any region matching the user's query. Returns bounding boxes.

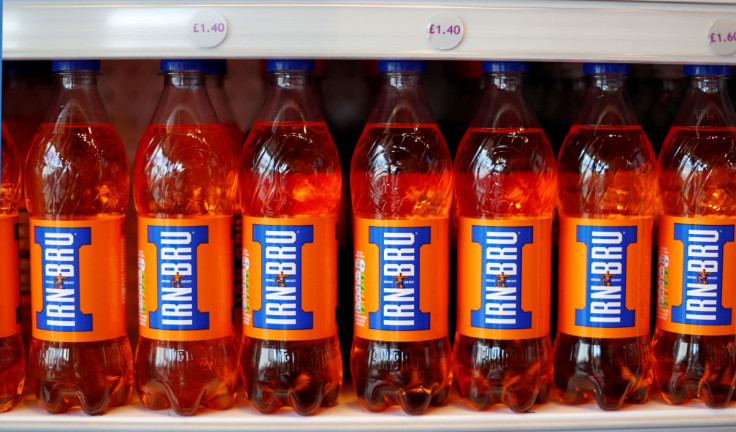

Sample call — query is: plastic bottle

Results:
[0,123,24,412]
[2,60,53,350]
[25,60,133,415]
[350,60,453,414]
[653,64,736,408]
[134,59,238,415]
[554,63,656,410]
[204,59,246,348]
[453,61,556,412]
[239,59,342,415]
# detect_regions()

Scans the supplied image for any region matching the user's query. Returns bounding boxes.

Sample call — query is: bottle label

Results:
[242,216,337,341]
[558,216,652,338]
[456,216,551,340]
[0,215,20,339]
[657,216,736,335]
[138,216,233,341]
[353,217,449,342]
[30,217,126,342]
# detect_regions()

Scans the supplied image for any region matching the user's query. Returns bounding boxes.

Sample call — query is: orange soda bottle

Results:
[204,60,246,348]
[453,61,555,412]
[0,123,25,412]
[653,64,736,407]
[239,59,342,415]
[350,60,453,414]
[134,59,238,415]
[25,60,133,414]
[554,63,656,410]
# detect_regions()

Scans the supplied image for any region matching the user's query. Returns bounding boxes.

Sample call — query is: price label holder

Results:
[189,9,228,48]
[708,18,736,56]
[426,13,464,50]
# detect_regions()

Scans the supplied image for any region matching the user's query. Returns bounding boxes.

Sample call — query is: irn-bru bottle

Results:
[0,123,24,412]
[653,65,736,407]
[350,60,453,414]
[204,60,246,348]
[25,60,133,415]
[134,59,238,415]
[239,59,342,415]
[453,61,555,412]
[554,63,656,410]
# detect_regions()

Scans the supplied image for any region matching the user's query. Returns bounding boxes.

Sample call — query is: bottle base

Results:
[246,379,341,415]
[137,380,236,416]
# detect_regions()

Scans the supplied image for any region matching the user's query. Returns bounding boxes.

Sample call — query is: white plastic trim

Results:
[5,0,736,63]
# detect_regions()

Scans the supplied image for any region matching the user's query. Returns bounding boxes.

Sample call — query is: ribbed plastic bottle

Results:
[554,63,656,410]
[653,64,736,408]
[25,60,133,415]
[453,61,556,413]
[204,59,246,348]
[134,59,238,415]
[0,123,25,412]
[350,60,453,415]
[239,59,342,415]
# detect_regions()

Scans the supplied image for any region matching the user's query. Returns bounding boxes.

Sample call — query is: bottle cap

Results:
[160,59,208,72]
[378,60,425,72]
[684,65,731,76]
[266,59,315,72]
[482,61,529,73]
[202,59,227,75]
[583,62,630,75]
[52,60,101,72]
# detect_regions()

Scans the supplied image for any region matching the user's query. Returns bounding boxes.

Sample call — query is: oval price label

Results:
[426,13,464,50]
[708,19,736,56]
[189,10,228,48]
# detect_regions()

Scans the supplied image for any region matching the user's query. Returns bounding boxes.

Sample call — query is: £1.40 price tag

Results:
[708,19,736,56]
[426,13,464,50]
[188,10,228,48]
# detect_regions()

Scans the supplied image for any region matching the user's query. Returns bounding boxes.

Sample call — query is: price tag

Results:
[188,10,228,48]
[708,19,736,56]
[426,13,464,50]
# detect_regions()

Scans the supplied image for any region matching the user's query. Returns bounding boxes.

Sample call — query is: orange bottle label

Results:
[0,215,20,339]
[30,217,126,342]
[558,216,652,338]
[242,216,337,341]
[456,216,552,340]
[353,217,449,342]
[138,216,233,341]
[657,215,736,336]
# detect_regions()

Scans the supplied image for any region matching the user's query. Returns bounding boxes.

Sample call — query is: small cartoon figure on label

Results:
[601,271,615,287]
[393,273,409,289]
[495,272,509,288]
[275,271,290,288]
[54,274,68,289]
[697,270,712,284]
[170,272,185,288]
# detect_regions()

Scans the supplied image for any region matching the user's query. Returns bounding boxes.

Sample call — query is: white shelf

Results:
[1,388,736,432]
[5,0,736,63]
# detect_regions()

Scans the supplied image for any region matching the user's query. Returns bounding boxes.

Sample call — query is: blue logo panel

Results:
[35,226,92,332]
[672,224,733,325]
[148,225,209,330]
[252,224,313,330]
[470,225,533,330]
[368,226,431,331]
[575,225,637,328]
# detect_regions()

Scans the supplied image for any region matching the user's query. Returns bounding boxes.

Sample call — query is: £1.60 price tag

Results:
[189,10,228,48]
[426,13,464,50]
[708,19,736,56]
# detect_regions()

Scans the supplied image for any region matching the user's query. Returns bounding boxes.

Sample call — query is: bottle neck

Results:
[254,70,324,124]
[43,71,111,125]
[673,75,736,128]
[573,74,639,126]
[470,72,540,129]
[366,71,435,124]
[149,71,219,125]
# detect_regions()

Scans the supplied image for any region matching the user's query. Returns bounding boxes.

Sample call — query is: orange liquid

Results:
[653,126,736,407]
[555,124,655,410]
[239,121,342,415]
[350,123,452,414]
[0,334,24,412]
[453,128,555,412]
[134,123,237,415]
[25,123,133,414]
